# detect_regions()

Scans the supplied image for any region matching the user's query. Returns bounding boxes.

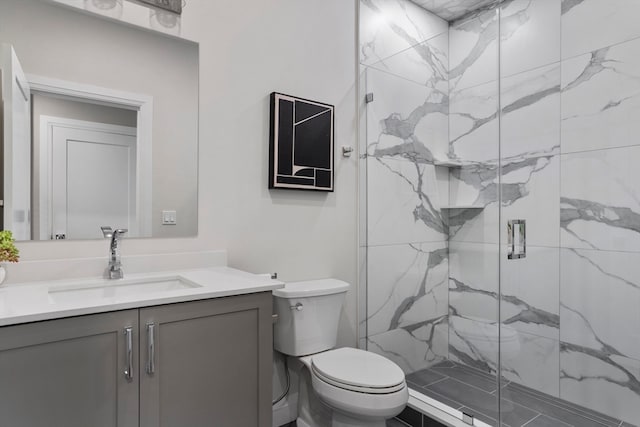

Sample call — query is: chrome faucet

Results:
[106,228,128,279]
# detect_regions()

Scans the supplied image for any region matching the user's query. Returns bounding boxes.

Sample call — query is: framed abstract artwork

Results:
[269,92,335,191]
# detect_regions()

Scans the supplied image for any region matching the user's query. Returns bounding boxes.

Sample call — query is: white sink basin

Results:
[48,276,202,304]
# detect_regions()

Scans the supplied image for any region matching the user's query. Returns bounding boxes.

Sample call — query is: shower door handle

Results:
[508,220,526,259]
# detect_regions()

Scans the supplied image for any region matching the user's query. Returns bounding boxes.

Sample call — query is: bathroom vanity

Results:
[0,268,282,427]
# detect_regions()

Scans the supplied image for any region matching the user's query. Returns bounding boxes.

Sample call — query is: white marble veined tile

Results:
[560,344,640,425]
[366,67,449,162]
[449,8,498,92]
[360,0,448,65]
[500,0,561,78]
[447,193,498,244]
[500,63,560,160]
[357,246,368,342]
[448,315,498,373]
[368,31,448,90]
[449,79,499,162]
[358,337,368,351]
[368,323,448,374]
[449,241,499,322]
[367,242,449,337]
[501,331,560,398]
[500,154,560,247]
[449,317,560,398]
[367,158,446,245]
[412,0,498,22]
[447,156,558,246]
[501,246,560,340]
[560,248,640,361]
[359,66,368,248]
[561,36,640,154]
[560,146,640,252]
[561,0,640,60]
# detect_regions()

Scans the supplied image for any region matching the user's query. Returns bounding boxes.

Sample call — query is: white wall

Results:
[6,0,359,347]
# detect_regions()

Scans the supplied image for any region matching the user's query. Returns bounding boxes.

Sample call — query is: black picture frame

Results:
[269,92,335,192]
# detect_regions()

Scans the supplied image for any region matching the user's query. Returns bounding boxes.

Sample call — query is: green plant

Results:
[0,231,19,263]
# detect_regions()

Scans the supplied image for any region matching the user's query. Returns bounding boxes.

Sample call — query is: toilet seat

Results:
[310,348,406,394]
[310,367,408,421]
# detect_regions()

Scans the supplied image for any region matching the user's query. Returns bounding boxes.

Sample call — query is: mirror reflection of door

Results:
[1,44,31,240]
[44,118,137,240]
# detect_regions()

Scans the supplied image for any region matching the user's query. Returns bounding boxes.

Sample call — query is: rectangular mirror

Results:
[0,0,198,241]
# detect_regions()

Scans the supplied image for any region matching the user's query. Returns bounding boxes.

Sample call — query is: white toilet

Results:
[273,279,408,427]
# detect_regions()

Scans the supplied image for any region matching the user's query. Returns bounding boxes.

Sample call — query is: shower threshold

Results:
[405,360,634,427]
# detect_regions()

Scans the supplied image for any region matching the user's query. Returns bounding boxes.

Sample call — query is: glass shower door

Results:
[498,0,640,425]
[360,1,503,424]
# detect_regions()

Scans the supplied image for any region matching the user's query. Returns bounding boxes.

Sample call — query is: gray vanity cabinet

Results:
[139,292,273,427]
[0,310,140,427]
[0,292,273,427]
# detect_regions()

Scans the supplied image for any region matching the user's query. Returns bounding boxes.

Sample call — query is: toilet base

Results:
[296,412,386,427]
[332,412,386,427]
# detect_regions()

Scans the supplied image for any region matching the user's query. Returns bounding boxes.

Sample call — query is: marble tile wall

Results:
[558,0,640,421]
[447,0,640,422]
[359,0,451,373]
[360,0,640,422]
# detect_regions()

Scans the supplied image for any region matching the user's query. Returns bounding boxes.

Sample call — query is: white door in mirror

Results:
[1,44,31,240]
[49,123,137,239]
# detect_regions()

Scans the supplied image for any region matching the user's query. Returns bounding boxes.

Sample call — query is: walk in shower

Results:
[358,0,640,425]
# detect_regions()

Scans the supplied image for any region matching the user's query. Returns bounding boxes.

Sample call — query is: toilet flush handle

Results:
[290,302,303,311]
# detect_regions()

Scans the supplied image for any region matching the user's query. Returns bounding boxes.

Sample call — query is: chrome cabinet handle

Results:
[146,323,155,375]
[508,219,526,260]
[124,327,133,381]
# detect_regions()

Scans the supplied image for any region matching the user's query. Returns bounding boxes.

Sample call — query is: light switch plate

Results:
[162,210,177,225]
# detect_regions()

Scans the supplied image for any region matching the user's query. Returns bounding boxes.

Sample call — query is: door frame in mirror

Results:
[29,75,153,239]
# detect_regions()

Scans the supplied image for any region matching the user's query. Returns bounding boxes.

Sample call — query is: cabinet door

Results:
[140,292,273,427]
[0,310,139,427]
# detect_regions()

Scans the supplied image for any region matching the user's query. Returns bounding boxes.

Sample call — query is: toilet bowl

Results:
[273,279,409,427]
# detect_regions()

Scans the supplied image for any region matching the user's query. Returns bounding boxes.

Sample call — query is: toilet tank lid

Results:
[272,279,349,298]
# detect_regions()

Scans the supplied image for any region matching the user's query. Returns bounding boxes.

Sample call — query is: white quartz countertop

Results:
[0,267,284,327]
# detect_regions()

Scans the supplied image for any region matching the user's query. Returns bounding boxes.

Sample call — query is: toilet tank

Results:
[273,279,349,356]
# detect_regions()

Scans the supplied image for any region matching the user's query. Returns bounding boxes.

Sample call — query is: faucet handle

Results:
[101,226,113,238]
[113,229,128,236]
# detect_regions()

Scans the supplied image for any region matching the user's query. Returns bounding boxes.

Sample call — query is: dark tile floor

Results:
[406,360,635,427]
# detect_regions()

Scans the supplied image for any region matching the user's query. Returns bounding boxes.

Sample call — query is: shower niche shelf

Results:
[440,205,484,210]
[433,159,465,168]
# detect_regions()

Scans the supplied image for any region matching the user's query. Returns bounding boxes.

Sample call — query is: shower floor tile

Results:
[409,361,634,427]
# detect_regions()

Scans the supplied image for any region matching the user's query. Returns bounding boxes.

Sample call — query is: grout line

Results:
[559,143,640,157]
[368,240,449,248]
[409,375,450,390]
[560,31,640,63]
[362,62,437,88]
[433,376,498,397]
[502,382,621,426]
[394,417,412,427]
[521,413,542,427]
[453,31,640,96]
[455,362,622,426]
[363,27,449,68]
